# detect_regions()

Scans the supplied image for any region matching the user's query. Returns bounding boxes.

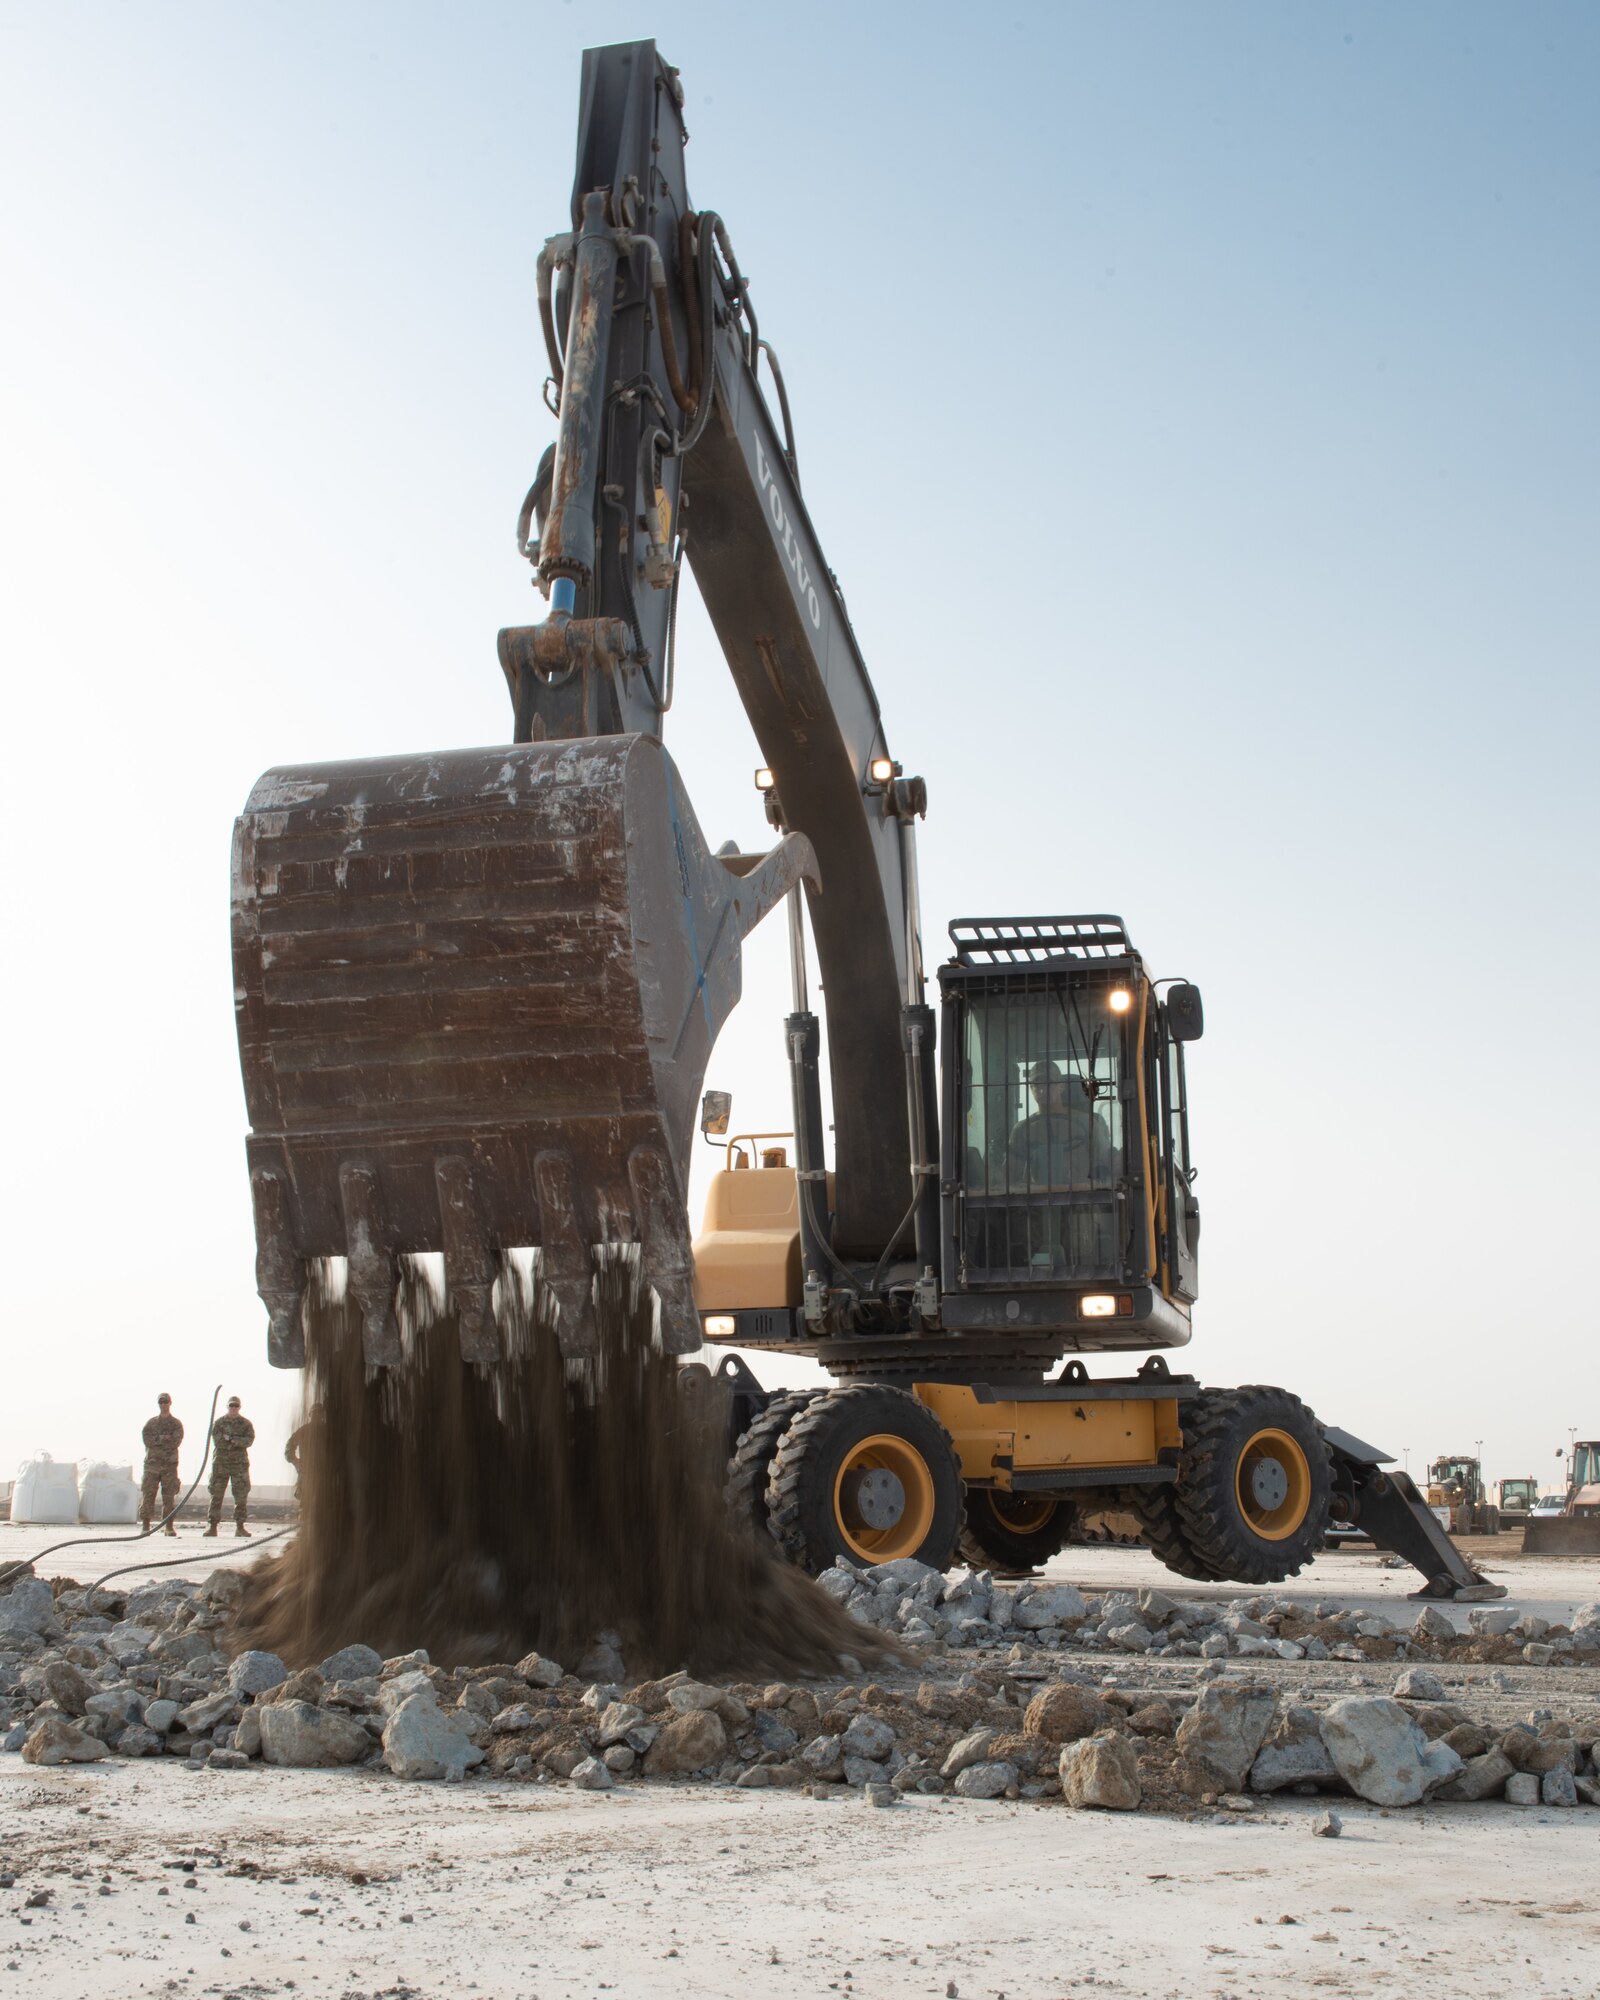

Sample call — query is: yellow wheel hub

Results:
[833,1432,937,1563]
[1235,1427,1312,1541]
[985,1492,1058,1536]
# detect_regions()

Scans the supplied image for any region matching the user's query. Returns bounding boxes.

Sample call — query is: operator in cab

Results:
[1006,1057,1119,1187]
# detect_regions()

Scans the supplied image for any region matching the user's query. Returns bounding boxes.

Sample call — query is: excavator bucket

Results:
[232,732,815,1368]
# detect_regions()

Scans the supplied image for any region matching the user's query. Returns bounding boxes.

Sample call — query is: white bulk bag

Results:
[11,1454,80,1525]
[78,1461,141,1525]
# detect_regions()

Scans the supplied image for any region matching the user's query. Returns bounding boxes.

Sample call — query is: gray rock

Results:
[115,1724,165,1758]
[863,1781,897,1807]
[841,1714,896,1762]
[866,1557,945,1597]
[799,1733,845,1781]
[1467,1605,1521,1637]
[142,1698,179,1734]
[1438,1748,1514,1801]
[1575,1776,1600,1807]
[1107,1623,1153,1654]
[318,1644,384,1683]
[259,1700,371,1768]
[603,1744,635,1773]
[1312,1809,1342,1837]
[1394,1666,1445,1702]
[1249,1705,1340,1792]
[1319,1697,1434,1806]
[569,1755,614,1791]
[952,1760,1017,1799]
[234,1706,262,1758]
[176,1691,237,1734]
[751,1711,798,1756]
[942,1727,1002,1779]
[842,1754,887,1786]
[1543,1767,1579,1808]
[85,1685,143,1728]
[596,1701,646,1748]
[21,1717,107,1765]
[515,1652,565,1689]
[381,1691,485,1781]
[1012,1585,1087,1631]
[1137,1588,1179,1625]
[814,1567,859,1606]
[1523,1642,1555,1666]
[664,1680,723,1714]
[0,1581,59,1639]
[226,1651,288,1699]
[1412,1605,1455,1641]
[490,1703,541,1734]
[1505,1771,1541,1805]
[38,1659,94,1716]
[1060,1732,1140,1810]
[207,1747,252,1771]
[1176,1682,1276,1793]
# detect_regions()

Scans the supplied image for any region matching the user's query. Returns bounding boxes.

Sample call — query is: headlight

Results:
[1108,989,1132,1014]
[868,756,896,784]
[754,768,776,792]
[1080,1295,1117,1317]
[703,1313,737,1339]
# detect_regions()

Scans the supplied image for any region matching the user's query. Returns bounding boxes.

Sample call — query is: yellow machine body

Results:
[911,1382,1182,1492]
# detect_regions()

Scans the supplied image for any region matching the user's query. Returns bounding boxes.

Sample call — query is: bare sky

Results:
[1,0,1594,1495]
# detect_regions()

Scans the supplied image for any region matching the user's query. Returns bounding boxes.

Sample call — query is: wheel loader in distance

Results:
[1496,1476,1539,1526]
[1522,1442,1600,1556]
[1424,1456,1500,1537]
[229,38,1499,1605]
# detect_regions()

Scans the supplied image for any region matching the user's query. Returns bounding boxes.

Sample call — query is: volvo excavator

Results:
[231,39,1499,1603]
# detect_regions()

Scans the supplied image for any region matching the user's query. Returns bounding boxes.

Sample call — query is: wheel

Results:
[1167,1385,1333,1584]
[1127,1482,1231,1581]
[958,1490,1076,1576]
[725,1392,818,1540]
[767,1384,962,1573]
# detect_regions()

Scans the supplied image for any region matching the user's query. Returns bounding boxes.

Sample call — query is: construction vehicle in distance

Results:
[1523,1442,1600,1556]
[229,38,1500,1605]
[1496,1476,1539,1526]
[1425,1456,1500,1537]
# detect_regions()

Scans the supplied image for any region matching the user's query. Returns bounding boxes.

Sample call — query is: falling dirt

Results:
[237,1255,889,1679]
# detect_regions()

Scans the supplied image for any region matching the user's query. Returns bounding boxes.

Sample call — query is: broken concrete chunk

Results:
[1249,1705,1339,1793]
[1176,1683,1276,1794]
[1319,1697,1433,1807]
[318,1644,385,1683]
[942,1727,1002,1779]
[1023,1685,1111,1745]
[381,1691,485,1781]
[259,1700,371,1769]
[952,1760,1017,1800]
[1060,1732,1141,1810]
[226,1651,288,1699]
[642,1709,726,1776]
[21,1717,108,1765]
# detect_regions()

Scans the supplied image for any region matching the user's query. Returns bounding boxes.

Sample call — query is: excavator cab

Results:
[936,918,1201,1348]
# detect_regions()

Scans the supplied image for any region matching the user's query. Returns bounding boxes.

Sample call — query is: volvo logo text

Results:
[755,436,823,631]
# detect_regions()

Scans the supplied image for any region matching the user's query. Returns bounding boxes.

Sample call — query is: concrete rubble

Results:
[0,1561,1595,1817]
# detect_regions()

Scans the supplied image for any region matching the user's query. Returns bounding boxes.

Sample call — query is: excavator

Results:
[230,38,1499,1604]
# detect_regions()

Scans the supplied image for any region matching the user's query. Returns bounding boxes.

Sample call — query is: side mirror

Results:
[1167,983,1204,1042]
[701,1089,732,1137]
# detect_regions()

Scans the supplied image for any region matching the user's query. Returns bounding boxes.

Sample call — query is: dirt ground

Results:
[4,1528,1598,1999]
[4,1756,1599,2000]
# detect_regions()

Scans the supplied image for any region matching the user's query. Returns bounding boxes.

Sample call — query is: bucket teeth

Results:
[435,1157,500,1364]
[233,735,819,1370]
[534,1151,598,1358]
[628,1143,701,1355]
[340,1165,403,1367]
[250,1169,307,1368]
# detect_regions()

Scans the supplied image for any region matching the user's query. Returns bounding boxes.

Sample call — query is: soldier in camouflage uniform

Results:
[205,1396,256,1536]
[139,1393,184,1536]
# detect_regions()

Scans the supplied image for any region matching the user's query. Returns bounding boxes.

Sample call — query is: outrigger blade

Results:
[232,733,815,1367]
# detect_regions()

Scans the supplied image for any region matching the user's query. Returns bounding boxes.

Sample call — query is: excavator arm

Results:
[231,40,917,1365]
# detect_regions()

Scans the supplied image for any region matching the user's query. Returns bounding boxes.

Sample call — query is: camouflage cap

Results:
[157,1393,171,1405]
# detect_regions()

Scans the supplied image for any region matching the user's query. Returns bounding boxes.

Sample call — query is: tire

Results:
[767,1384,963,1574]
[1167,1385,1333,1584]
[1127,1482,1231,1581]
[725,1392,818,1541]
[958,1490,1076,1576]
